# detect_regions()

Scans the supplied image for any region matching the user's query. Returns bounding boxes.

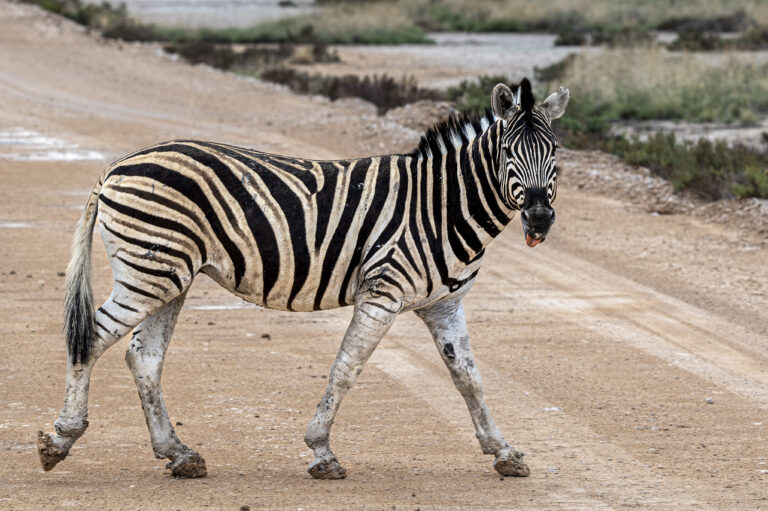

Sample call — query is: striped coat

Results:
[39,79,569,480]
[97,111,509,316]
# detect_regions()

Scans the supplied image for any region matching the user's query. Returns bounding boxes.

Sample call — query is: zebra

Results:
[38,78,568,480]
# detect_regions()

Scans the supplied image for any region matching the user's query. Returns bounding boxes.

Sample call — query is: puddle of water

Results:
[0,222,35,228]
[0,127,104,162]
[612,119,768,150]
[3,150,104,162]
[118,0,315,28]
[325,32,601,89]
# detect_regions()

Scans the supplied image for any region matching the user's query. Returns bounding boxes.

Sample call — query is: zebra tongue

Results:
[526,234,541,248]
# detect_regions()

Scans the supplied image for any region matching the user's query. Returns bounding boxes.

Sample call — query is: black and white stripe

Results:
[94,92,561,320]
[42,79,569,479]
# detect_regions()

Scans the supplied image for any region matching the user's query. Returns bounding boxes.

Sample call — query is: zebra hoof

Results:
[37,431,69,471]
[493,449,530,477]
[167,451,207,478]
[308,456,347,480]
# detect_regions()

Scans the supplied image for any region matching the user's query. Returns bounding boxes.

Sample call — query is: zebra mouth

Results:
[525,233,545,248]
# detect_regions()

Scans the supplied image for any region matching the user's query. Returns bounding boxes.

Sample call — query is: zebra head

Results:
[491,78,569,248]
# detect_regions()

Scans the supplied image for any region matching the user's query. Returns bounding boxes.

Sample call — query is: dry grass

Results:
[245,3,429,44]
[422,0,768,28]
[540,47,768,126]
[529,47,768,199]
[316,0,768,33]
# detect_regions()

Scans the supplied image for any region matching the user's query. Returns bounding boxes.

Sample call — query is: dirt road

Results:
[1,3,767,509]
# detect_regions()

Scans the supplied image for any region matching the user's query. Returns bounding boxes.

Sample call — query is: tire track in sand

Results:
[491,236,768,411]
[371,342,702,509]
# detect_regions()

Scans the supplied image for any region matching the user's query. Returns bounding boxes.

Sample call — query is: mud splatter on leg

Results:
[304,299,398,479]
[416,299,530,477]
[125,292,206,478]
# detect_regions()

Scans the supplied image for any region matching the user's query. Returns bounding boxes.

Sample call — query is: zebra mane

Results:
[409,108,497,159]
[512,78,536,117]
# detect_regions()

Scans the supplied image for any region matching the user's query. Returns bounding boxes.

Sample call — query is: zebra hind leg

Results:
[38,284,164,472]
[125,291,206,478]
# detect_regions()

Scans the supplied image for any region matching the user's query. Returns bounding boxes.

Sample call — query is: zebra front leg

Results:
[415,299,530,477]
[125,292,206,478]
[304,299,399,479]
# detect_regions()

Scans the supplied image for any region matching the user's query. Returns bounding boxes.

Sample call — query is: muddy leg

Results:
[125,292,205,478]
[415,299,530,477]
[304,300,398,479]
[38,289,154,471]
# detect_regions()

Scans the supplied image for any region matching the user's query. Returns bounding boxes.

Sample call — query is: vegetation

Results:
[447,53,768,200]
[446,75,509,113]
[25,0,768,47]
[554,27,654,47]
[22,0,430,45]
[257,68,442,114]
[25,0,128,29]
[532,50,768,199]
[667,27,768,51]
[220,6,430,45]
[258,0,768,43]
[162,39,338,71]
[24,0,768,200]
[608,134,768,199]
[536,48,768,128]
[406,0,768,33]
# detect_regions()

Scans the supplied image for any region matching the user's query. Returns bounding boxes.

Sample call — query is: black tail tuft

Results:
[64,285,95,364]
[63,186,99,365]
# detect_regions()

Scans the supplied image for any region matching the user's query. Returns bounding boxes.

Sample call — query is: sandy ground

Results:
[1,3,768,509]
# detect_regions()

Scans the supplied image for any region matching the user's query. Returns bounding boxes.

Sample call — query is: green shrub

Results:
[656,9,756,32]
[668,27,768,51]
[27,0,128,29]
[446,75,510,113]
[554,30,588,46]
[607,133,768,199]
[162,40,336,71]
[732,166,768,198]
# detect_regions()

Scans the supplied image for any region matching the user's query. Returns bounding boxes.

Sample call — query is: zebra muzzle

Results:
[525,234,542,248]
[520,204,554,248]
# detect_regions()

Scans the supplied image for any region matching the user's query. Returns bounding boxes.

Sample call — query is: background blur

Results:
[24,0,768,201]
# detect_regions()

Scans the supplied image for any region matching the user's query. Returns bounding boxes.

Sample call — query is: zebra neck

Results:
[415,120,515,266]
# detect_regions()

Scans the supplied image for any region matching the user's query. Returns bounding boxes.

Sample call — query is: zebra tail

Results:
[64,178,103,365]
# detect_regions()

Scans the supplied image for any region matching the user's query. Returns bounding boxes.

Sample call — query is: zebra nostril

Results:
[520,210,528,224]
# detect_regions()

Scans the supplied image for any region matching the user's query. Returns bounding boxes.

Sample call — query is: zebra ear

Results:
[491,83,519,120]
[541,86,570,120]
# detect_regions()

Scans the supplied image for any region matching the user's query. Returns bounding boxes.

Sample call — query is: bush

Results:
[656,9,757,32]
[446,75,511,113]
[668,27,768,51]
[31,0,127,28]
[590,28,655,47]
[607,133,768,199]
[259,68,444,113]
[554,30,588,46]
[163,41,335,71]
